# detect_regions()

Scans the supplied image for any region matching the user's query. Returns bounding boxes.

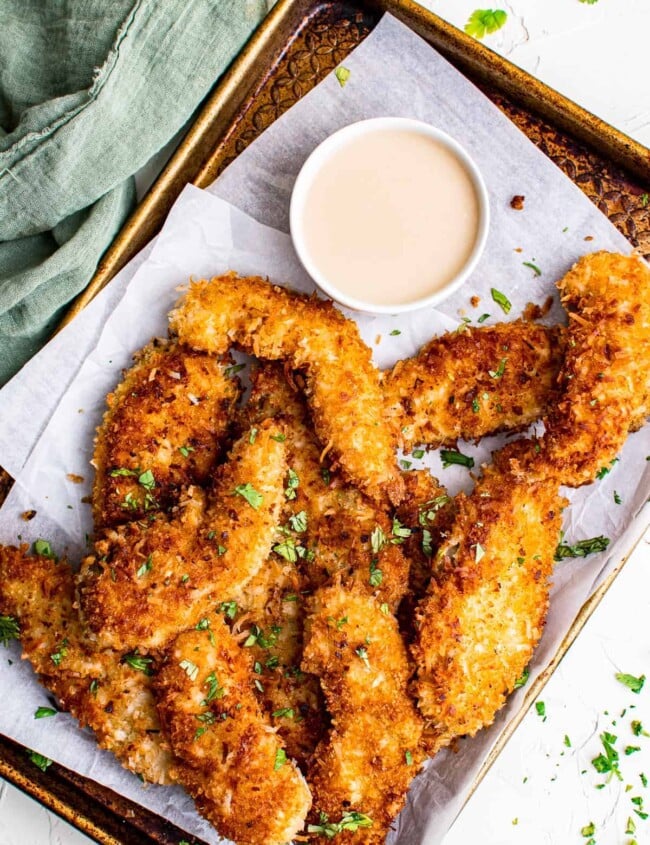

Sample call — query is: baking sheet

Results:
[0,14,649,844]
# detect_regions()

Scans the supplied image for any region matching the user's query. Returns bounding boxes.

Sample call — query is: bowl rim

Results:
[289,116,490,315]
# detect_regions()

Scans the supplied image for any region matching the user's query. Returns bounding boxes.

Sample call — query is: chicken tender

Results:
[155,624,311,845]
[78,421,286,652]
[384,320,563,451]
[243,364,409,610]
[232,557,326,769]
[302,585,423,843]
[0,546,172,784]
[169,273,404,506]
[93,339,240,528]
[411,464,565,753]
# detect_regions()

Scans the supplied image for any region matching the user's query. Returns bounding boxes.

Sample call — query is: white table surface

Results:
[2,1,649,843]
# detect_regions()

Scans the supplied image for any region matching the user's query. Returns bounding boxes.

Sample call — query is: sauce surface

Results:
[300,129,480,306]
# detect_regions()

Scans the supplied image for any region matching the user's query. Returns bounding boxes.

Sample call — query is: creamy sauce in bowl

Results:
[290,119,489,313]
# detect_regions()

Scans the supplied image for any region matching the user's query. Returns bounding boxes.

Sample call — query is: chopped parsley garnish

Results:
[33,538,58,560]
[370,526,386,554]
[110,467,137,477]
[535,701,546,719]
[391,517,411,543]
[390,329,401,336]
[614,491,622,504]
[285,468,300,500]
[224,363,246,377]
[554,535,609,561]
[472,398,480,413]
[34,706,57,719]
[249,427,258,444]
[513,668,529,689]
[400,459,413,470]
[523,261,542,276]
[288,510,308,533]
[274,748,287,770]
[422,529,433,557]
[596,458,619,479]
[369,559,383,588]
[355,646,370,668]
[632,720,649,737]
[244,624,280,649]
[477,313,490,323]
[122,651,153,675]
[334,66,351,87]
[179,444,195,457]
[488,358,507,379]
[271,433,286,442]
[564,734,572,747]
[0,614,19,647]
[321,467,331,486]
[202,672,225,704]
[405,750,413,765]
[234,483,264,510]
[219,600,238,619]
[592,731,622,781]
[626,746,641,755]
[490,287,512,314]
[272,708,295,719]
[50,639,69,667]
[641,193,649,207]
[136,554,153,578]
[626,816,636,835]
[308,811,373,837]
[380,603,389,615]
[580,822,595,837]
[615,673,645,694]
[179,659,199,682]
[412,448,425,459]
[138,470,155,491]
[195,618,210,631]
[27,750,52,772]
[440,449,474,469]
[273,537,307,563]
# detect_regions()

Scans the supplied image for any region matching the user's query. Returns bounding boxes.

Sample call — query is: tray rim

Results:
[3,0,650,842]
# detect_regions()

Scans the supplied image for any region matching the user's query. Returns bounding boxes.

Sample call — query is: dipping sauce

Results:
[296,128,481,308]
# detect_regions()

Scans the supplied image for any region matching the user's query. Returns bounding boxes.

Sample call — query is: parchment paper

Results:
[0,15,648,844]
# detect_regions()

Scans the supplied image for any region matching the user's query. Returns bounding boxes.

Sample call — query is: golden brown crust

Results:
[0,546,173,784]
[169,273,404,506]
[93,339,240,528]
[497,252,650,486]
[77,420,287,652]
[384,320,563,450]
[155,625,311,845]
[411,466,565,753]
[243,364,410,611]
[302,585,423,844]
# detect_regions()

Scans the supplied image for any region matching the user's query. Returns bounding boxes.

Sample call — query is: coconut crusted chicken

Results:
[93,339,240,529]
[155,623,311,845]
[78,420,287,652]
[169,272,404,506]
[0,546,173,784]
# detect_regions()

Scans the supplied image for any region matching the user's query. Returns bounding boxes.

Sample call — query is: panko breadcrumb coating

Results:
[169,273,404,506]
[0,546,173,784]
[383,320,563,451]
[502,253,650,486]
[302,585,423,843]
[411,463,565,753]
[155,625,311,845]
[77,420,286,652]
[93,339,240,528]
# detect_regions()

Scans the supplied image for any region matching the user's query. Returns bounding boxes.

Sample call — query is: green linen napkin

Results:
[0,0,266,384]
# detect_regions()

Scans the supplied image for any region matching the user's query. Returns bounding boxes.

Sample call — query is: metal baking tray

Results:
[2,1,649,842]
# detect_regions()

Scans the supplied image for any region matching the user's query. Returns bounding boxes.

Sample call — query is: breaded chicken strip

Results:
[411,464,565,753]
[302,585,423,843]
[394,470,455,635]
[93,339,240,528]
[0,546,172,784]
[169,273,404,506]
[155,624,311,845]
[499,253,650,486]
[78,421,286,652]
[230,557,326,769]
[243,365,409,610]
[384,320,563,451]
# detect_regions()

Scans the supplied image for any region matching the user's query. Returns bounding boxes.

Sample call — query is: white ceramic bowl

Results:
[289,117,490,314]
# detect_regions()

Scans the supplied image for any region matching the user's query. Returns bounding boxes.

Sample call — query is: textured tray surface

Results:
[1,2,648,844]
